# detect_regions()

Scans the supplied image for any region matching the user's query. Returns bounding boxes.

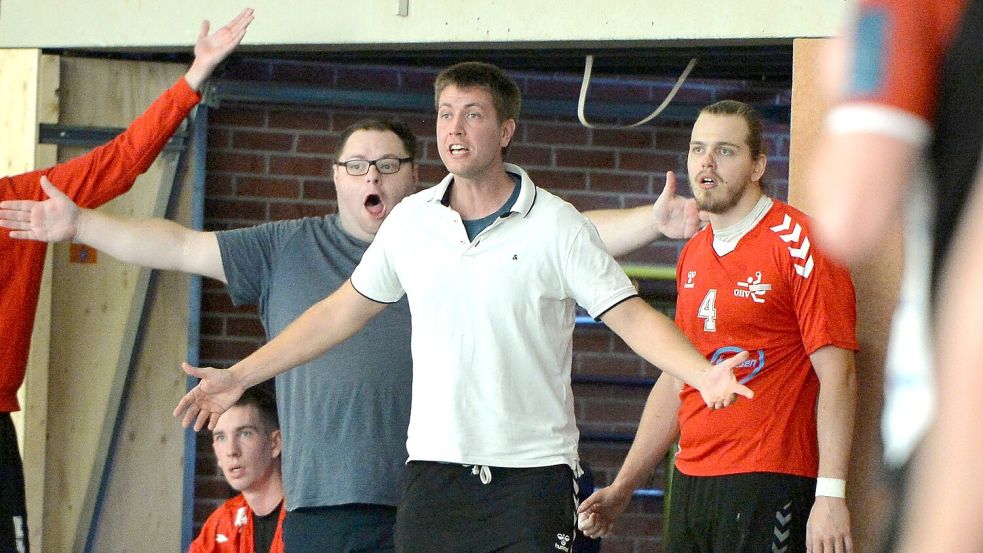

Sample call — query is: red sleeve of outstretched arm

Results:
[8,76,200,208]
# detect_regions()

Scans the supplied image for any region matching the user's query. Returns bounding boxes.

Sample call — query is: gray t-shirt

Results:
[217,214,412,510]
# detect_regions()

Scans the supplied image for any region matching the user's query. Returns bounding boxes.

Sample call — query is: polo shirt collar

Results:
[428,163,537,218]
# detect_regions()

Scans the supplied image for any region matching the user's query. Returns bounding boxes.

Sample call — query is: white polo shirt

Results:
[351,163,637,469]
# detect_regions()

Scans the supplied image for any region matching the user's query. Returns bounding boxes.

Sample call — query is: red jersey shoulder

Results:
[759,202,818,279]
[678,224,712,260]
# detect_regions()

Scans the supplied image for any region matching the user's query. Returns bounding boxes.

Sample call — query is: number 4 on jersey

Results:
[698,289,717,332]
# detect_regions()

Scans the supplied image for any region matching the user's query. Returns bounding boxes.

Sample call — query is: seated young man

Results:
[190,386,284,553]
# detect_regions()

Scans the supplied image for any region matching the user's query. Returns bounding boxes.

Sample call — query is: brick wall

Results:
[193,58,791,551]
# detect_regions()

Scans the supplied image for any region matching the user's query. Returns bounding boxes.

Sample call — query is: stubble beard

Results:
[693,178,748,214]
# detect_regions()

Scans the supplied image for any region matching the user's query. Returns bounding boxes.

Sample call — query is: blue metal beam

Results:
[203,79,790,123]
[181,105,210,553]
[39,123,186,152]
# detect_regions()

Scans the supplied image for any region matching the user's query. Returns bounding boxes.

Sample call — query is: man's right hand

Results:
[0,175,81,243]
[577,483,634,539]
[652,170,701,239]
[174,362,246,431]
[699,350,754,410]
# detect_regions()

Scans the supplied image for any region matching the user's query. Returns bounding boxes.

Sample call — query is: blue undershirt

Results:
[461,174,521,241]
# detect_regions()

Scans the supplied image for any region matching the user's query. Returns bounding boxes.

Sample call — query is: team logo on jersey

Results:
[734,271,772,303]
[234,506,248,527]
[554,533,572,551]
[710,346,766,384]
[684,270,697,288]
[770,214,814,278]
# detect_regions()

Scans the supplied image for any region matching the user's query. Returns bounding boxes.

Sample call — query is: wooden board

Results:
[0,49,40,176]
[789,38,899,553]
[41,57,188,553]
[89,163,194,552]
[24,53,60,553]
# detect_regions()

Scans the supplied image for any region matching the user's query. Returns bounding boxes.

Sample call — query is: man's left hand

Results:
[807,496,853,553]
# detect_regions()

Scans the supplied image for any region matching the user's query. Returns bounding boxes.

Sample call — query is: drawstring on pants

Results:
[466,464,492,484]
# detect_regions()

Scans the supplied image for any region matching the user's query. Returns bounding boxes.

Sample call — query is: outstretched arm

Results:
[184,8,254,91]
[806,345,857,553]
[600,297,752,408]
[0,176,225,281]
[1,9,255,208]
[578,373,682,538]
[174,280,387,430]
[586,171,701,257]
[808,132,916,264]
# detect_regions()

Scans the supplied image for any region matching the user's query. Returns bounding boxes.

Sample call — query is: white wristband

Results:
[815,477,846,498]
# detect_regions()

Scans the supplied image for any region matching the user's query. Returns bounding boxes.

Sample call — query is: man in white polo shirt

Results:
[173,61,753,553]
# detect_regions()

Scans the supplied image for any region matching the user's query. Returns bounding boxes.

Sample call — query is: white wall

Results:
[0,0,847,50]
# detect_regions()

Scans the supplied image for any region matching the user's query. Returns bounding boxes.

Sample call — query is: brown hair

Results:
[699,100,767,159]
[233,385,279,434]
[434,62,521,157]
[434,61,522,123]
[334,118,418,161]
[699,100,767,186]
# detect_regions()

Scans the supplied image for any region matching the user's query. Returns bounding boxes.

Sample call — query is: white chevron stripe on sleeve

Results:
[770,214,792,232]
[770,213,814,278]
[789,237,811,259]
[778,223,802,243]
[794,256,815,278]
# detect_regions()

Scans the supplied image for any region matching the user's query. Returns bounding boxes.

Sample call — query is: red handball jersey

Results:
[673,200,859,478]
[837,0,966,126]
[188,494,285,553]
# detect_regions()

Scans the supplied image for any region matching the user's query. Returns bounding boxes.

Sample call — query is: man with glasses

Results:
[1,119,419,552]
[338,157,413,176]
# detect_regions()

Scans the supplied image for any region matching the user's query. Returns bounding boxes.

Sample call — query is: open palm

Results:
[193,8,254,69]
[0,176,79,242]
[652,171,701,239]
[174,363,246,431]
[700,350,754,408]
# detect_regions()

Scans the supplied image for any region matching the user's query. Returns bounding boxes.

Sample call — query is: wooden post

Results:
[789,38,900,553]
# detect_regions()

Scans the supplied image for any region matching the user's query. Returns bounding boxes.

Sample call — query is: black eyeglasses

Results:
[334,157,413,176]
